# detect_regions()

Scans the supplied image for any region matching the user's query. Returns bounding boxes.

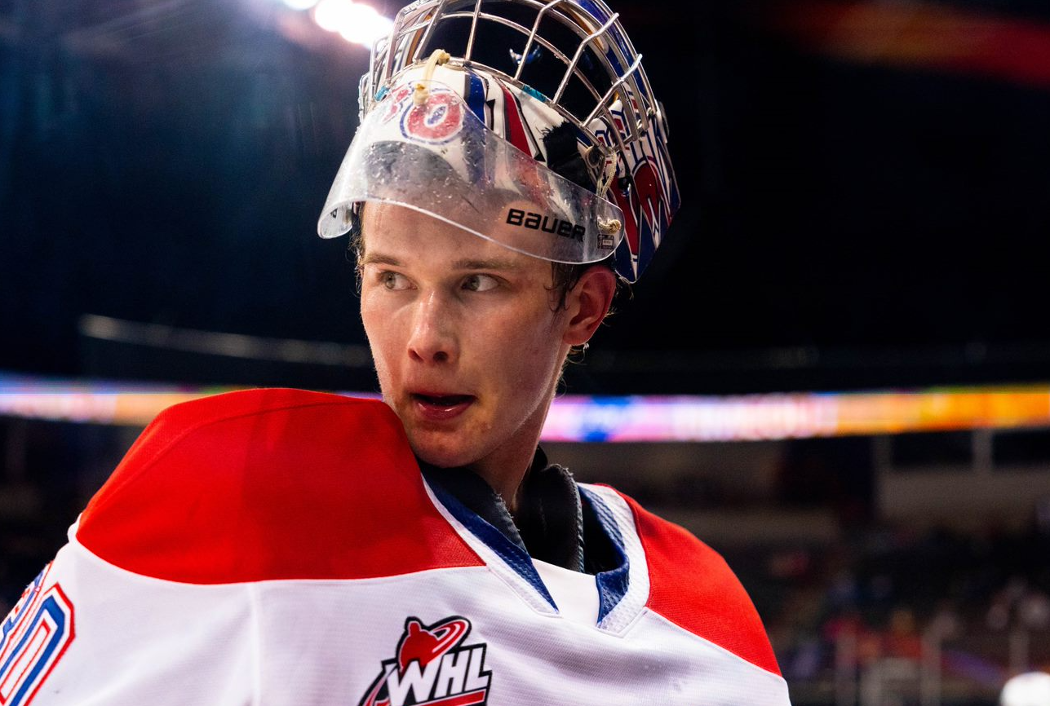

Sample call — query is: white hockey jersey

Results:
[0,389,791,705]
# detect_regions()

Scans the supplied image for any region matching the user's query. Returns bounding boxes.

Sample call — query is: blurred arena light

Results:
[3,372,1050,442]
[312,0,393,47]
[282,0,320,10]
[80,315,371,368]
[765,0,1050,89]
[1001,672,1050,706]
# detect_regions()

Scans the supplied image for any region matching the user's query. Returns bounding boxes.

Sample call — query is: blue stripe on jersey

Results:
[579,487,630,623]
[425,474,559,611]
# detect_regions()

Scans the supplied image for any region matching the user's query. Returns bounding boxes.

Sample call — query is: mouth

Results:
[409,392,476,421]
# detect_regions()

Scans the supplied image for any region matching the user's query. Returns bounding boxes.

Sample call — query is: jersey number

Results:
[0,566,75,706]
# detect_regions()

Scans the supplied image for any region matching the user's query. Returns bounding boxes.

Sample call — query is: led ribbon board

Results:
[2,373,1049,441]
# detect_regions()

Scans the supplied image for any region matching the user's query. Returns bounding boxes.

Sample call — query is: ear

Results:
[562,266,617,347]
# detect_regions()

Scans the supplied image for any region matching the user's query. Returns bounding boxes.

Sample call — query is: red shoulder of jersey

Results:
[77,388,483,584]
[618,492,782,677]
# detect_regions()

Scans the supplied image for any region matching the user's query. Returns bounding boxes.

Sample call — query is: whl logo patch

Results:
[359,616,491,706]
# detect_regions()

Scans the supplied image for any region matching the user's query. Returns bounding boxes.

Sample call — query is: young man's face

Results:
[358,202,573,473]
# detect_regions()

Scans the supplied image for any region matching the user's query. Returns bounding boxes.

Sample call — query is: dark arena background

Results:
[2,0,1050,703]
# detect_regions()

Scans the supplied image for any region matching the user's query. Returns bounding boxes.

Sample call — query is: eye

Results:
[462,274,499,292]
[379,271,411,291]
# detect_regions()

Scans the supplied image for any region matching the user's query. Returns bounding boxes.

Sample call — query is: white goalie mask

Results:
[318,0,680,282]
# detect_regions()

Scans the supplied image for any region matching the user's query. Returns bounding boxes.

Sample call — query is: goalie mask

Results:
[317,0,680,282]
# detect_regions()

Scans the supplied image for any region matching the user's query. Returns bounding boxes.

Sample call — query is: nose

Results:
[406,290,457,365]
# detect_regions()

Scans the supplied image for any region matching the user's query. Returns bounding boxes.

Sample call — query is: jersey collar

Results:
[419,451,651,632]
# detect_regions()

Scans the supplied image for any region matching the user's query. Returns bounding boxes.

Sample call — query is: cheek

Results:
[481,304,564,389]
[360,295,399,375]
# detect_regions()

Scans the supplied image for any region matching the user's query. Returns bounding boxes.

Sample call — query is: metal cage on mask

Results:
[319,0,680,282]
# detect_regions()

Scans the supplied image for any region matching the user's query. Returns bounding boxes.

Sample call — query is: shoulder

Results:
[598,486,782,677]
[77,388,480,583]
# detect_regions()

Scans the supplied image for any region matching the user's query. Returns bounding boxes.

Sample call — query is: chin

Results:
[406,431,479,469]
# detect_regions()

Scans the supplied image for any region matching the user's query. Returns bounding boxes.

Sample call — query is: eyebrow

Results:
[451,257,522,272]
[360,253,522,272]
[359,253,402,267]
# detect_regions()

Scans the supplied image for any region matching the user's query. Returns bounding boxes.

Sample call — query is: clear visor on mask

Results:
[317,80,625,265]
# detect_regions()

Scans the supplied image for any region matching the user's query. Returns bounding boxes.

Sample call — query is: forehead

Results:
[360,202,549,274]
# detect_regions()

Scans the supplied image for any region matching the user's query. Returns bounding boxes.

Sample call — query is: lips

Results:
[410,392,475,422]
